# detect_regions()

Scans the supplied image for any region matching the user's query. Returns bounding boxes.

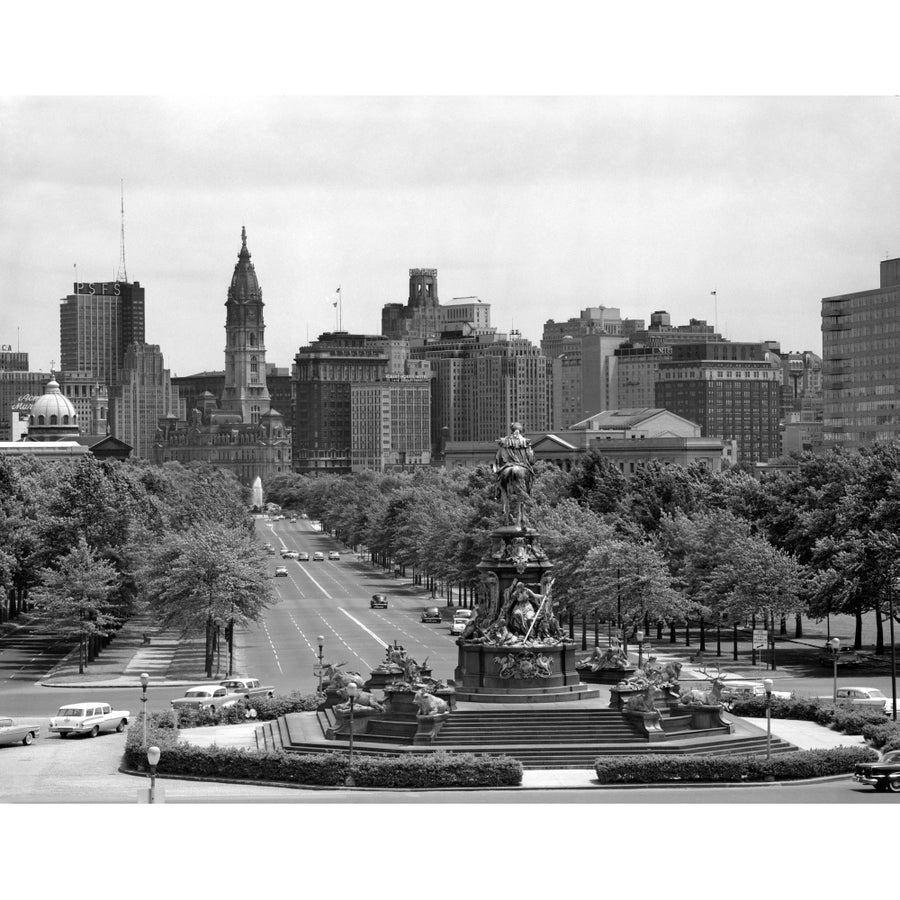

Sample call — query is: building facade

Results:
[350,376,432,472]
[655,341,781,465]
[821,257,900,448]
[381,268,442,341]
[59,280,145,387]
[0,370,52,441]
[112,343,179,459]
[293,333,391,475]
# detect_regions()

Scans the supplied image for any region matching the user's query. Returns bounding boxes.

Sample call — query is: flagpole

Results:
[338,285,342,331]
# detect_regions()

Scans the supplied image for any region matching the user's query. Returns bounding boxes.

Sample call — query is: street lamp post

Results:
[345,682,358,787]
[147,745,160,804]
[139,672,150,747]
[889,578,897,723]
[317,635,325,693]
[830,637,841,703]
[636,630,645,669]
[763,678,773,761]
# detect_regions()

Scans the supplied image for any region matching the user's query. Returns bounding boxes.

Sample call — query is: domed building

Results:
[26,379,80,441]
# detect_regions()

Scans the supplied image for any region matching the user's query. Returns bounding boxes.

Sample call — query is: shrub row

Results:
[124,715,522,787]
[594,746,878,784]
[141,692,321,731]
[729,696,889,734]
[861,720,900,752]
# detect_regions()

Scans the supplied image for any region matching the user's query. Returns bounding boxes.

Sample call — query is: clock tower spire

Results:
[222,226,271,423]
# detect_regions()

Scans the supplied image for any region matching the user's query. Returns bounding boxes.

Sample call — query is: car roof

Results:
[56,701,111,710]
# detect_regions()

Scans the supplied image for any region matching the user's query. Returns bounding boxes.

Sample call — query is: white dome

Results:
[29,379,78,427]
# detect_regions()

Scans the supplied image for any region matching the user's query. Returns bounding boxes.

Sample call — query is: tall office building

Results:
[59,280,145,387]
[655,341,781,465]
[412,331,551,452]
[381,268,442,341]
[112,343,178,459]
[0,349,29,371]
[293,333,392,475]
[0,370,52,441]
[821,257,900,448]
[56,371,109,436]
[351,376,432,472]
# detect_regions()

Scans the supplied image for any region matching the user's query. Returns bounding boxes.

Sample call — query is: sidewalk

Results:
[39,613,213,689]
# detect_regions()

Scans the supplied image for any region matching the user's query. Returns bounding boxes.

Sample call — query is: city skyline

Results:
[3,96,900,379]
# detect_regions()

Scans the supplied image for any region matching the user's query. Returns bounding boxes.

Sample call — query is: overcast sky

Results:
[2,94,899,377]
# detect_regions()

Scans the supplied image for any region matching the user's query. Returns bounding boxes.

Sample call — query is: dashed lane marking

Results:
[261,620,283,674]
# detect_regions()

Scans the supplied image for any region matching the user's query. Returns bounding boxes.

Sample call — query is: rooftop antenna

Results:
[116,179,128,283]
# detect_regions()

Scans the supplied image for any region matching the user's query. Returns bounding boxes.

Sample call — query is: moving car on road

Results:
[719,680,794,706]
[370,593,388,609]
[853,749,900,792]
[171,685,242,712]
[0,717,40,746]
[281,549,299,559]
[328,551,341,560]
[49,703,129,738]
[450,609,473,634]
[421,606,441,623]
[274,565,288,576]
[219,677,275,699]
[822,686,896,713]
[313,552,325,561]
[297,551,310,561]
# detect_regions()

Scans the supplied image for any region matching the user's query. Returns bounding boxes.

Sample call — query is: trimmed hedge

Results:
[730,696,889,733]
[154,692,321,729]
[124,714,522,788]
[594,746,878,784]
[861,720,900,750]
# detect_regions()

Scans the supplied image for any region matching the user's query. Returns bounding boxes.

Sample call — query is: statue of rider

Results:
[493,422,536,527]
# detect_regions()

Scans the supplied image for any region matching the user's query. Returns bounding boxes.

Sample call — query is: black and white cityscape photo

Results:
[2,6,899,891]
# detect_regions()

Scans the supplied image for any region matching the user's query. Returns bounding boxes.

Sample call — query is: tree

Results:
[138,523,273,677]
[30,538,119,674]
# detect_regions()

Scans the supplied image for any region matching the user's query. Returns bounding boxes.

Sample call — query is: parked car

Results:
[170,685,242,711]
[370,593,388,609]
[820,686,896,713]
[49,703,130,738]
[219,677,275,699]
[328,551,341,560]
[853,749,900,792]
[450,608,473,634]
[313,552,325,561]
[297,551,310,561]
[0,717,40,746]
[817,645,861,667]
[274,565,288,577]
[421,606,441,623]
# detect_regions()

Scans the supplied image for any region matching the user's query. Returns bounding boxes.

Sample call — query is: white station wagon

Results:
[49,702,130,738]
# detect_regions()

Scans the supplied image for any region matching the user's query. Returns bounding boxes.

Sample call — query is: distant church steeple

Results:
[221,226,270,424]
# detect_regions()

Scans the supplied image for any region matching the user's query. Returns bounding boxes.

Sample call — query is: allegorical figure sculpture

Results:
[493,421,536,529]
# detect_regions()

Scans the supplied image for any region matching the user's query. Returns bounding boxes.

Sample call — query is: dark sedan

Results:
[853,750,900,793]
[421,606,441,623]
[370,594,388,609]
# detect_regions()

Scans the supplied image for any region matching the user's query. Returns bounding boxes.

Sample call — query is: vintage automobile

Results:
[821,686,896,713]
[0,717,40,746]
[274,565,288,577]
[853,749,900,792]
[817,645,861,667]
[219,677,275,699]
[49,703,130,738]
[297,551,310,561]
[450,609,473,634]
[281,549,299,559]
[266,547,277,556]
[421,606,442,624]
[171,685,243,711]
[313,551,325,561]
[370,593,388,609]
[328,551,341,560]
